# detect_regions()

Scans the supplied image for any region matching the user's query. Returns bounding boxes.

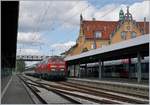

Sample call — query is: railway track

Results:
[19,75,118,104]
[59,81,149,99]
[18,75,82,104]
[22,75,149,104]
[18,75,47,104]
[41,81,148,104]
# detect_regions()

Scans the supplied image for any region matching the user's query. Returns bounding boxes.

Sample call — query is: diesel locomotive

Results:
[34,56,67,80]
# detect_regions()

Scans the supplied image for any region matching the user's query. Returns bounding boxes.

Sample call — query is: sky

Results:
[16,0,150,66]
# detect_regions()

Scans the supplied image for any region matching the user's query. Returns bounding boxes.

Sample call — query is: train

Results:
[25,56,149,80]
[74,57,149,79]
[26,56,67,80]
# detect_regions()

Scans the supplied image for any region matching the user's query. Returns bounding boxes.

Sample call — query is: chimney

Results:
[80,14,83,22]
[144,17,146,34]
[92,17,96,21]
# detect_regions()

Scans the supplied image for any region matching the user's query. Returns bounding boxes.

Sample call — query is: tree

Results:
[15,60,26,73]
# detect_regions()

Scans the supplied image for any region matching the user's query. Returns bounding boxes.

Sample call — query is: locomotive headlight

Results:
[60,69,64,71]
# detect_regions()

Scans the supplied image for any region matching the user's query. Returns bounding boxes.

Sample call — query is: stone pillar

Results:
[99,60,102,79]
[137,52,142,83]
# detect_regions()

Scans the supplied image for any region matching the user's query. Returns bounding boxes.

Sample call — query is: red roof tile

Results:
[137,22,149,34]
[82,20,149,40]
[82,20,118,40]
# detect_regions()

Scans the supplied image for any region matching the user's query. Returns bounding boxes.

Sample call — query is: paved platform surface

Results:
[1,76,11,92]
[68,77,149,88]
[1,75,34,104]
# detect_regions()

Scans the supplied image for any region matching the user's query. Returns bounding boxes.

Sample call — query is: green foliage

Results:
[15,60,26,73]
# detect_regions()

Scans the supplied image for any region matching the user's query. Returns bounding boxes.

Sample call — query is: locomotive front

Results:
[47,57,67,80]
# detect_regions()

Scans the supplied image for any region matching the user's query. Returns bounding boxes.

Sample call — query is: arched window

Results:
[131,32,136,38]
[121,31,126,40]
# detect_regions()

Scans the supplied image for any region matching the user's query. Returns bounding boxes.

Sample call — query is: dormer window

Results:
[94,31,102,38]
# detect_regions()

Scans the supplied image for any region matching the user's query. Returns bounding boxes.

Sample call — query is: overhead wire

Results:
[31,2,52,43]
[18,0,129,57]
[100,0,128,19]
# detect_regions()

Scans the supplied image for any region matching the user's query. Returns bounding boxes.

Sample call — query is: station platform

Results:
[68,77,149,86]
[67,77,149,97]
[1,75,34,104]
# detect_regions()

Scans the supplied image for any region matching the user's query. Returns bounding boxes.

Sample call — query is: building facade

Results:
[64,7,149,57]
[65,15,118,56]
[110,7,149,44]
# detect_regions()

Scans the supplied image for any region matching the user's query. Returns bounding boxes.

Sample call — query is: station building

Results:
[64,7,149,57]
[64,7,149,82]
[110,7,149,44]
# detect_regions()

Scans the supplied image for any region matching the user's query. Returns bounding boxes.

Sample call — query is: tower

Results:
[125,6,132,20]
[119,9,124,21]
[79,13,84,36]
[80,13,83,22]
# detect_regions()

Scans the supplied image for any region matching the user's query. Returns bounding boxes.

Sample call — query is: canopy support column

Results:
[137,52,142,83]
[99,60,102,79]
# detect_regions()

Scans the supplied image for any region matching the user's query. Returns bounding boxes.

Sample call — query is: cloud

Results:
[19,1,149,33]
[94,1,150,21]
[17,32,45,45]
[50,41,76,54]
[18,1,149,56]
[18,1,83,32]
[17,48,43,55]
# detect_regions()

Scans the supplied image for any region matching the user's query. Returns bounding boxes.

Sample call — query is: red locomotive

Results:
[34,56,67,80]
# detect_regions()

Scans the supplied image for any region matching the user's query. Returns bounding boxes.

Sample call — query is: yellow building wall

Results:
[83,40,109,50]
[68,36,85,56]
[111,21,143,44]
[68,38,109,56]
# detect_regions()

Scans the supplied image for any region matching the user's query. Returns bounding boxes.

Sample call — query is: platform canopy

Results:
[65,34,149,65]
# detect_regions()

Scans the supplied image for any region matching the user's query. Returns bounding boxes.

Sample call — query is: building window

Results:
[131,32,136,38]
[127,26,130,30]
[94,31,102,38]
[91,43,96,49]
[125,25,132,31]
[121,31,126,40]
[91,44,94,49]
[87,26,89,31]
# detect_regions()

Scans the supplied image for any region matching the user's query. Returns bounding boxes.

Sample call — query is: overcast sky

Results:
[16,0,150,66]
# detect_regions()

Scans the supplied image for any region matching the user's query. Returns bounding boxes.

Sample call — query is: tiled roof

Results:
[137,22,149,34]
[82,20,149,40]
[82,20,118,40]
